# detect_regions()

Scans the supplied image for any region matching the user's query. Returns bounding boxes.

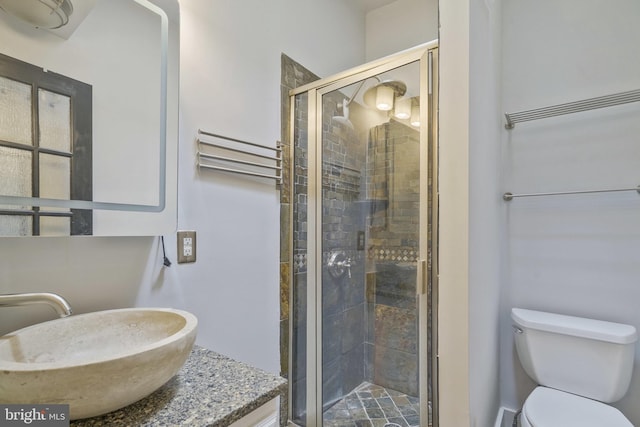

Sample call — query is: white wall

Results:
[0,237,154,334]
[146,0,365,375]
[468,0,503,425]
[437,0,470,425]
[500,1,640,424]
[0,0,366,375]
[365,0,438,61]
[281,0,367,78]
[438,0,505,425]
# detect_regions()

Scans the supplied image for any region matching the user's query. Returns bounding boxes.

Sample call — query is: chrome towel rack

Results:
[503,186,640,201]
[196,129,282,186]
[504,88,640,201]
[504,88,640,129]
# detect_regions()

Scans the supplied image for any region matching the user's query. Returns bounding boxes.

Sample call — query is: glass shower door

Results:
[318,60,428,427]
[290,43,438,427]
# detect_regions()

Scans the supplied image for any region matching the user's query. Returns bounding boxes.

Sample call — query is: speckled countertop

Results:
[71,346,287,427]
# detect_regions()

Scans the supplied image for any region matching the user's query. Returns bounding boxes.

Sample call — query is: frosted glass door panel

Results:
[40,216,70,236]
[0,76,32,145]
[0,215,32,236]
[39,153,71,211]
[38,89,72,152]
[0,146,32,209]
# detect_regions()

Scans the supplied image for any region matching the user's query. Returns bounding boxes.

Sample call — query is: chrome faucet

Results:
[0,293,73,318]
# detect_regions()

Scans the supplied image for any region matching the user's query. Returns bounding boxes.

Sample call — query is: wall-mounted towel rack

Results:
[504,89,640,129]
[196,129,282,185]
[503,185,640,201]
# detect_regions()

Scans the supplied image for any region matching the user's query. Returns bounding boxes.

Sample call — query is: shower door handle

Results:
[417,259,427,295]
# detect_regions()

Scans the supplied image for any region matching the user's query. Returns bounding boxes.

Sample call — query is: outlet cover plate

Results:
[177,230,196,263]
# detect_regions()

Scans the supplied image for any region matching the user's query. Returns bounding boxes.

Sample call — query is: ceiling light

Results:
[375,85,394,111]
[363,80,407,112]
[0,0,74,29]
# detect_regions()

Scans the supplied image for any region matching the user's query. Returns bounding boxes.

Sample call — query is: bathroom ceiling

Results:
[352,0,398,12]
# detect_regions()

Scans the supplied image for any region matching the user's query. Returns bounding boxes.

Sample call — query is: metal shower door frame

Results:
[289,41,439,427]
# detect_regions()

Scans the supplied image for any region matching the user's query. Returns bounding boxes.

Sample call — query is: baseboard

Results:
[495,407,518,427]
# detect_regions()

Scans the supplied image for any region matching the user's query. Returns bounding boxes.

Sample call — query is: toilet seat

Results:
[521,387,633,427]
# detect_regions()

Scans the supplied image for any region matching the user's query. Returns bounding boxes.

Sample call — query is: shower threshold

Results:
[322,382,427,427]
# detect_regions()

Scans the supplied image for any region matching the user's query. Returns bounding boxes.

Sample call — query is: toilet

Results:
[511,308,637,427]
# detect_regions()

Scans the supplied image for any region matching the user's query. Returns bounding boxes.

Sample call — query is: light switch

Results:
[177,231,196,263]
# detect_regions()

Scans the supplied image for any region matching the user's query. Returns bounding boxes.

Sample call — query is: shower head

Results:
[332,98,355,130]
[332,115,355,130]
[331,77,383,130]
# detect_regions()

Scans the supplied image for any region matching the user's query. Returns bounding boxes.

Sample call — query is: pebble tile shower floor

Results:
[322,382,424,427]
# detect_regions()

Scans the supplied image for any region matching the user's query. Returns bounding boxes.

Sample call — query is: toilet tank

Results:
[511,308,637,403]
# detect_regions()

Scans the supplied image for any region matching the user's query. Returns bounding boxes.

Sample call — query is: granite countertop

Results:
[71,346,287,427]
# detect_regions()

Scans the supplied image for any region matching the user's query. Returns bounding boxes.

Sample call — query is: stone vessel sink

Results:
[0,308,197,420]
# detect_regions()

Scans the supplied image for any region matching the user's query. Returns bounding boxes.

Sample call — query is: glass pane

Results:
[0,146,32,209]
[320,61,422,426]
[0,215,32,236]
[291,92,308,426]
[38,89,71,152]
[39,153,70,211]
[40,216,70,236]
[0,76,32,145]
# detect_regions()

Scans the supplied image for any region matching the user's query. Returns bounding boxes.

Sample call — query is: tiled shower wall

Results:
[280,55,424,422]
[280,54,318,422]
[320,92,368,406]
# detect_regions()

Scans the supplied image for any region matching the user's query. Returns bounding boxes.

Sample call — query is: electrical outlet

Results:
[177,231,196,263]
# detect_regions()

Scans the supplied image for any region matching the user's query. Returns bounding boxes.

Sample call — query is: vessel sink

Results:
[0,308,197,420]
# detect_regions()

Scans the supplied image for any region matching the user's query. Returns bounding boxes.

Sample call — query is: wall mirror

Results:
[0,0,178,236]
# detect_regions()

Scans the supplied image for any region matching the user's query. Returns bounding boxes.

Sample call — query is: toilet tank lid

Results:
[512,308,638,344]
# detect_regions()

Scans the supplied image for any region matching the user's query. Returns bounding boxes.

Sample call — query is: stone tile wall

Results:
[364,121,421,396]
[280,54,318,424]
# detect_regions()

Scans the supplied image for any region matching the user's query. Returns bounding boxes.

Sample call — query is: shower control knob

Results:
[338,257,353,278]
[327,251,355,279]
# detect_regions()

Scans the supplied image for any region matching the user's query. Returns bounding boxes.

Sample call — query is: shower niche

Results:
[286,42,439,427]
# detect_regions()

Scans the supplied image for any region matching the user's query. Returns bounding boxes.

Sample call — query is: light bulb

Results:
[376,85,394,111]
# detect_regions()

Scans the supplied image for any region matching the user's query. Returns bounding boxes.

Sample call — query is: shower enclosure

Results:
[288,42,438,427]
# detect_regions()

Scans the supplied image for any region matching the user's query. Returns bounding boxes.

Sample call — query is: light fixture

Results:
[363,80,407,112]
[375,85,394,111]
[394,97,412,120]
[0,0,74,29]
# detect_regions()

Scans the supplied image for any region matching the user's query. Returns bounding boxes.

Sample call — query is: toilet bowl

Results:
[519,387,632,427]
[511,308,637,427]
